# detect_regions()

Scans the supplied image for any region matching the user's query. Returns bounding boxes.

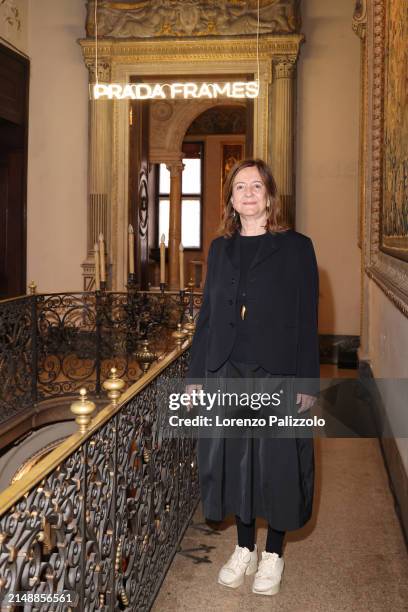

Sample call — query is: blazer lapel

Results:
[249,231,281,270]
[225,230,282,271]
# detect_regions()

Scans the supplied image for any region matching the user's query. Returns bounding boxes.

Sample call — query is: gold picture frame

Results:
[364,0,408,317]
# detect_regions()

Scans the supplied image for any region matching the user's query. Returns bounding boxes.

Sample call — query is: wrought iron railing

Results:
[0,343,199,611]
[0,289,203,429]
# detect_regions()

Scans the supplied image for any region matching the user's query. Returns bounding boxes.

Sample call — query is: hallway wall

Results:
[4,0,361,304]
[26,0,87,292]
[296,0,361,336]
[368,282,408,473]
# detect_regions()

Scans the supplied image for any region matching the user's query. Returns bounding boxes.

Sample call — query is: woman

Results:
[186,159,319,596]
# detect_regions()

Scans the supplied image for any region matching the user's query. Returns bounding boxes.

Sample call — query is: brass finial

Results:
[70,388,96,434]
[28,281,37,295]
[182,314,196,338]
[172,323,187,347]
[102,367,125,406]
[135,339,157,373]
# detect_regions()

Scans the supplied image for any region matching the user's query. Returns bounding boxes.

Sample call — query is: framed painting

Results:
[364,0,408,317]
[221,143,244,186]
[380,0,408,262]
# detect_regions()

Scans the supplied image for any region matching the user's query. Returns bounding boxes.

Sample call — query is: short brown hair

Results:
[217,158,290,237]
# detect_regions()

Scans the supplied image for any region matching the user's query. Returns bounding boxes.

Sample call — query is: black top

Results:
[229,232,267,363]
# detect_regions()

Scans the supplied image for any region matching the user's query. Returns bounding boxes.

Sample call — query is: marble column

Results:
[271,56,297,227]
[81,59,112,290]
[166,161,184,290]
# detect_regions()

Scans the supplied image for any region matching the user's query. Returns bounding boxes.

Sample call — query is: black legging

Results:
[236,515,285,557]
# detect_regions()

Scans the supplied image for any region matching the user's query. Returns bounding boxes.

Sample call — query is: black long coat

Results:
[186,229,320,530]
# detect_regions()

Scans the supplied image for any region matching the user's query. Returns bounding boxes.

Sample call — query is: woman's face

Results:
[231,166,268,220]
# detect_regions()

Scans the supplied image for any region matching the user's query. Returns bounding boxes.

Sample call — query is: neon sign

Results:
[92,81,259,100]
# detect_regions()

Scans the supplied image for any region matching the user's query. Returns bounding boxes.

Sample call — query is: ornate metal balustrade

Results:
[0,344,198,611]
[0,296,35,424]
[0,289,203,430]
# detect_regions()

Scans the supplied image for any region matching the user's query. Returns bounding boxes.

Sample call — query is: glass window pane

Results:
[159,164,170,194]
[159,198,169,246]
[182,199,200,248]
[182,158,201,194]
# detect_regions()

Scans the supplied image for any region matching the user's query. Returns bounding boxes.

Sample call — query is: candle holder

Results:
[124,280,144,354]
[127,273,138,294]
[159,282,166,293]
[183,314,196,339]
[100,280,107,292]
[187,280,195,318]
[178,289,187,327]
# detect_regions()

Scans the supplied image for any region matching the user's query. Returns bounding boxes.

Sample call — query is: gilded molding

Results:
[364,0,408,318]
[79,35,304,68]
[273,55,297,79]
[352,0,367,40]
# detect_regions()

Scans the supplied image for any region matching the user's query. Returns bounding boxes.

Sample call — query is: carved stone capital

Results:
[273,56,297,79]
[352,0,367,40]
[85,58,112,84]
[166,161,185,178]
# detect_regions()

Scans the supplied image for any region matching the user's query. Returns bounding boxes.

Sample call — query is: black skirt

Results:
[197,359,315,531]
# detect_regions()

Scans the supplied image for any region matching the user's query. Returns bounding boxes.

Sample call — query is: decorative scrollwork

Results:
[0,290,203,429]
[0,447,85,611]
[0,297,34,421]
[0,349,198,611]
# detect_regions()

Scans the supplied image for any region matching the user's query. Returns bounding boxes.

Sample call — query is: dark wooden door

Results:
[0,44,29,299]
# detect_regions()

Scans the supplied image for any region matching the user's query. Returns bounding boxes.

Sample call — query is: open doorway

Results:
[129,99,253,288]
[180,104,249,287]
[0,43,29,298]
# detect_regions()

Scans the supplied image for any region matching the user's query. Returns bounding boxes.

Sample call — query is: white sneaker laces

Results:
[225,547,250,571]
[256,554,279,577]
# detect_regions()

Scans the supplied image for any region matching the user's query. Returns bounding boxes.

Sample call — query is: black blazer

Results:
[187,229,320,390]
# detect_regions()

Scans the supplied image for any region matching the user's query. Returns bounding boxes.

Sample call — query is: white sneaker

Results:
[252,551,284,596]
[218,544,258,588]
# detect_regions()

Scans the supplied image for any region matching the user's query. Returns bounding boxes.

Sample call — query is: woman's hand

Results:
[184,384,203,411]
[296,393,316,413]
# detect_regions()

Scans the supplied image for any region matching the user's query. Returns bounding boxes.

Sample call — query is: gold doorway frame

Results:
[80,35,303,290]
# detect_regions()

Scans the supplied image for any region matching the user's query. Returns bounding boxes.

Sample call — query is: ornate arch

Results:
[149,98,246,162]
